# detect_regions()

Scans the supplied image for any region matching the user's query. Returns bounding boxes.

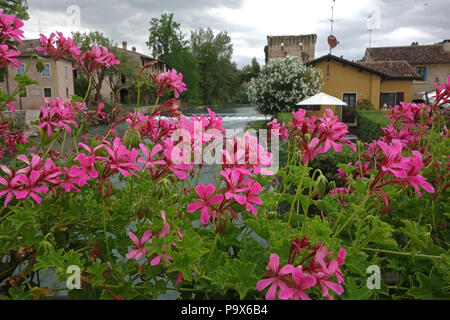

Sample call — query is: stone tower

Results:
[267,34,317,63]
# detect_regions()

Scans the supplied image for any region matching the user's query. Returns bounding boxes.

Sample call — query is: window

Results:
[66,88,69,99]
[414,65,428,81]
[42,63,51,77]
[64,66,68,80]
[343,93,357,107]
[17,64,25,75]
[300,105,321,111]
[44,88,52,98]
[380,93,396,109]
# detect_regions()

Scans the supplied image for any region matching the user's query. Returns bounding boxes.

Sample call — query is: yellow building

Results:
[305,54,421,122]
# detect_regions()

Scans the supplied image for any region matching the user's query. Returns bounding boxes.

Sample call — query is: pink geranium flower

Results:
[299,137,321,164]
[96,103,107,120]
[138,143,165,170]
[36,32,81,60]
[279,267,316,300]
[103,138,140,178]
[187,184,223,225]
[239,180,263,216]
[69,154,98,187]
[403,151,435,198]
[377,139,410,178]
[0,165,25,207]
[0,10,25,43]
[256,254,294,300]
[75,45,119,76]
[126,230,153,260]
[0,44,21,68]
[152,68,187,98]
[6,101,16,113]
[313,259,345,300]
[14,170,49,204]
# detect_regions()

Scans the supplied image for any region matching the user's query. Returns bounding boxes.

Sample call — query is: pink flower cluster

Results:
[126,210,183,268]
[75,45,119,76]
[257,238,346,300]
[36,32,81,61]
[38,98,80,137]
[0,154,61,207]
[0,10,24,69]
[0,10,24,43]
[0,119,28,159]
[268,108,356,164]
[152,68,187,98]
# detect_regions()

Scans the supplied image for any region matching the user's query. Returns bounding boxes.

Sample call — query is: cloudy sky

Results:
[22,0,450,67]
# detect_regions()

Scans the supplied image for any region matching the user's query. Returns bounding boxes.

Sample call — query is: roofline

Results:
[305,54,386,77]
[365,44,450,65]
[267,34,317,38]
[306,54,422,80]
[365,44,442,50]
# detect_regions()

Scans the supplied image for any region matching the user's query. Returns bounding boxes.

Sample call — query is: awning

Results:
[296,92,348,106]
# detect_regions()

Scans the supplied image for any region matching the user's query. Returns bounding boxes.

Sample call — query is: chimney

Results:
[122,41,127,50]
[132,46,136,52]
[443,39,450,52]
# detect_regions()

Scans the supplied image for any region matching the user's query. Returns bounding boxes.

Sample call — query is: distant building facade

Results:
[266,34,317,63]
[100,41,165,105]
[0,39,75,110]
[305,54,420,123]
[364,40,450,101]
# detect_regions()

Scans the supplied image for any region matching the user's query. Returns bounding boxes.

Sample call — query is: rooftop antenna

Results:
[327,0,338,54]
[367,5,381,48]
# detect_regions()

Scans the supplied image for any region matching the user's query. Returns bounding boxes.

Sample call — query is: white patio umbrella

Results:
[296,92,347,106]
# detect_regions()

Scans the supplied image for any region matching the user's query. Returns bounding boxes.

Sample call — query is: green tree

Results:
[190,27,238,105]
[146,13,187,64]
[146,13,201,105]
[247,56,323,115]
[0,0,29,20]
[72,31,115,104]
[239,57,261,83]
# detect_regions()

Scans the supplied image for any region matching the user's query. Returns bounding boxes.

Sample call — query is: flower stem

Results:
[84,76,92,103]
[288,162,308,225]
[362,247,442,259]
[333,194,370,238]
[101,184,113,263]
[200,232,220,276]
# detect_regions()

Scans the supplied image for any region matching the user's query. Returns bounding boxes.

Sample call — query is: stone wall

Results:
[412,63,450,100]
[267,34,317,63]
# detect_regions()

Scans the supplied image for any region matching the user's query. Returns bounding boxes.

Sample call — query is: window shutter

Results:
[396,92,404,105]
[424,66,428,81]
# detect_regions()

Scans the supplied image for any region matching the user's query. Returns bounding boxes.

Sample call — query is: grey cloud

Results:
[27,0,450,67]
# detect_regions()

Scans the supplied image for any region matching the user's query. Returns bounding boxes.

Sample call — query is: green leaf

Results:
[212,259,258,299]
[343,277,373,300]
[408,268,450,300]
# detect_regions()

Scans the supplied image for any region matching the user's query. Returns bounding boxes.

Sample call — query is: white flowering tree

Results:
[247,56,323,115]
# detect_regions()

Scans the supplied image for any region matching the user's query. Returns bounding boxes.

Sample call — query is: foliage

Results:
[357,98,374,110]
[247,56,323,115]
[190,28,240,105]
[356,110,390,142]
[0,0,29,20]
[0,13,449,301]
[147,14,244,106]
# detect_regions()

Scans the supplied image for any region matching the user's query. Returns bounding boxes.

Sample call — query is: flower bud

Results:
[135,197,152,220]
[123,128,141,149]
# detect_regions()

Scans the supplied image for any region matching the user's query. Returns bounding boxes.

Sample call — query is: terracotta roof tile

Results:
[365,44,450,64]
[358,61,421,80]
